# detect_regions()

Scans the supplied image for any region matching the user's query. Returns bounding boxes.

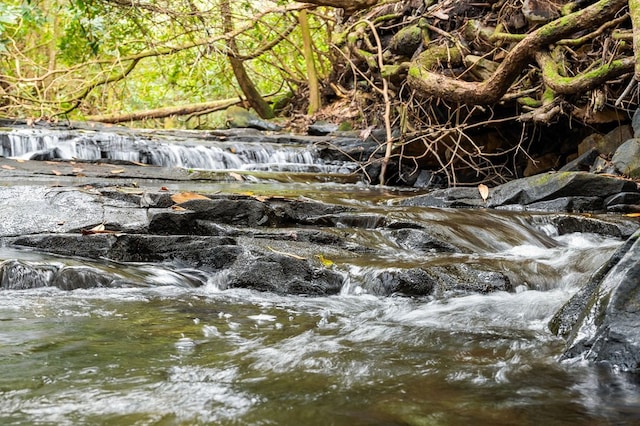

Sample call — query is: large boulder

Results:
[488,172,639,212]
[611,138,640,178]
[399,171,640,212]
[550,230,640,372]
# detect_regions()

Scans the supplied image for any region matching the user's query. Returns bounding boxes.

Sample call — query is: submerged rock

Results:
[550,230,640,372]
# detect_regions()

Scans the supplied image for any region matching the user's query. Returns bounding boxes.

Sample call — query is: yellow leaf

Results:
[315,254,334,267]
[170,191,209,204]
[624,212,640,217]
[110,169,125,174]
[478,183,489,202]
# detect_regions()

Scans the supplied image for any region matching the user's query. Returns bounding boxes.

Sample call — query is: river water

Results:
[0,127,639,425]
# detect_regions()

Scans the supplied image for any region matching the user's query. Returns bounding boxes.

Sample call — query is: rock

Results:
[578,126,633,156]
[559,147,599,172]
[390,228,461,253]
[550,230,640,372]
[29,147,62,161]
[0,260,58,290]
[107,235,241,271]
[226,106,282,131]
[399,187,484,208]
[538,214,640,239]
[611,138,640,178]
[225,251,344,295]
[308,121,338,136]
[10,234,117,259]
[632,108,640,138]
[488,172,639,212]
[367,264,511,297]
[52,266,125,290]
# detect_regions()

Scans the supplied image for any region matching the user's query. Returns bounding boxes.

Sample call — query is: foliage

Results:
[0,0,333,126]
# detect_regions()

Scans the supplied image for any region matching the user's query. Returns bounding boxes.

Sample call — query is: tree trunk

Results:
[298,10,321,115]
[220,0,274,119]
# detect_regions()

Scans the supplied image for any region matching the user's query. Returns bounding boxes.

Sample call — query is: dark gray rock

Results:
[365,264,511,297]
[550,230,640,372]
[374,268,437,296]
[390,228,461,253]
[559,147,599,172]
[52,266,124,290]
[107,235,241,271]
[226,252,344,295]
[399,187,484,208]
[538,215,639,239]
[308,121,338,136]
[611,138,640,178]
[29,147,62,161]
[632,108,640,138]
[10,234,117,258]
[524,196,604,213]
[488,172,638,211]
[0,260,58,290]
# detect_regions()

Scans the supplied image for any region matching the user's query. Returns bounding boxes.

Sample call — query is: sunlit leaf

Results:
[624,212,640,217]
[110,169,125,174]
[171,191,209,204]
[478,184,489,201]
[315,254,334,267]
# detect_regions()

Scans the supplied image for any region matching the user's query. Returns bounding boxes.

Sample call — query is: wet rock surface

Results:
[550,230,640,372]
[400,171,640,213]
[1,125,640,373]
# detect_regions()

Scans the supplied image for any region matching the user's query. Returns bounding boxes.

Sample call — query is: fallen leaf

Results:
[51,169,62,176]
[45,161,57,165]
[228,171,244,181]
[15,159,26,163]
[171,191,209,204]
[315,254,335,267]
[131,161,148,167]
[160,186,169,191]
[72,168,84,173]
[81,223,119,235]
[624,213,640,217]
[110,169,125,174]
[171,205,187,211]
[478,184,489,201]
[1,165,16,170]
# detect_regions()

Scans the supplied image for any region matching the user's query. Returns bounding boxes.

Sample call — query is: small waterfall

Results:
[0,128,357,174]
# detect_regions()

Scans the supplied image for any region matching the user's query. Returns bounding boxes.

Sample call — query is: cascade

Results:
[0,128,358,174]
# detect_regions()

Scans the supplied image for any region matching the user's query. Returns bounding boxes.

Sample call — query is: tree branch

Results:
[407,0,628,105]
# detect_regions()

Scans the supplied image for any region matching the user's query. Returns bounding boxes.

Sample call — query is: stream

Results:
[0,126,639,425]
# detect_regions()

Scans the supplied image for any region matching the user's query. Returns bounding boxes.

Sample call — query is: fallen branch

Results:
[85,98,242,124]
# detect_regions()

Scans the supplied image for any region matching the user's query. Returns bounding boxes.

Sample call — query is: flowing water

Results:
[0,128,639,425]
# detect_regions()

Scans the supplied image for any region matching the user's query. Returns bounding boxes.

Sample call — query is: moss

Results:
[517,97,541,108]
